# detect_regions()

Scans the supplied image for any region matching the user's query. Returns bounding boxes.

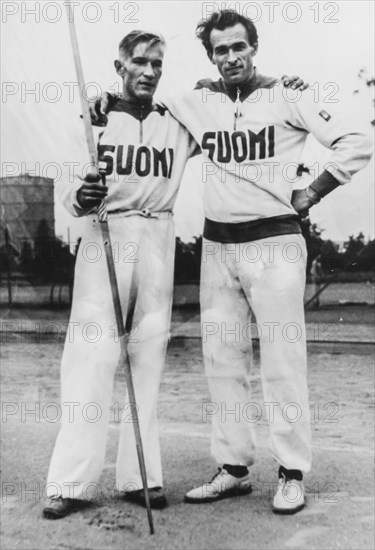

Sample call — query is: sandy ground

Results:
[1,299,374,342]
[1,281,375,308]
[1,304,374,550]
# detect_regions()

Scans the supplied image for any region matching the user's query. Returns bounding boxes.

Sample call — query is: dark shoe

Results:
[124,487,167,509]
[43,497,78,519]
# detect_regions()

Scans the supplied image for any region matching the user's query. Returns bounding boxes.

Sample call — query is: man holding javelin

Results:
[44,29,199,519]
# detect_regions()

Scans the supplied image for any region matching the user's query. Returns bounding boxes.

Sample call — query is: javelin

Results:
[64,1,154,535]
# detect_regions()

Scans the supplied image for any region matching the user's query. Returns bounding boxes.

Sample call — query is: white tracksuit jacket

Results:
[47,100,197,498]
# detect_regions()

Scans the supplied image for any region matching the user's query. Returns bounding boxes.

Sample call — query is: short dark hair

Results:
[196,9,258,58]
[119,30,165,58]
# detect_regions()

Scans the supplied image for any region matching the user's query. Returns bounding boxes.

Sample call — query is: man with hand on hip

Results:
[166,10,372,514]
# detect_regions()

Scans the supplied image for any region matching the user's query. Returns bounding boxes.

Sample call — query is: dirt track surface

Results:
[1,316,374,550]
[1,280,374,309]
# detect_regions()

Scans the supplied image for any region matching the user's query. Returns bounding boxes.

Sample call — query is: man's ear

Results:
[208,51,216,65]
[250,42,258,56]
[114,59,125,76]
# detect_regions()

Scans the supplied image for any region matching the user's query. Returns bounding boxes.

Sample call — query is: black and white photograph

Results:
[1,1,374,548]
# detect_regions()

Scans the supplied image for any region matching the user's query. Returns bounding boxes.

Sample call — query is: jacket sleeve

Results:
[160,97,201,159]
[187,132,201,158]
[282,89,373,184]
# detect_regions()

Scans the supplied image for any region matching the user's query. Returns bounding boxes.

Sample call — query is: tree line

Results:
[1,219,373,285]
[174,226,375,283]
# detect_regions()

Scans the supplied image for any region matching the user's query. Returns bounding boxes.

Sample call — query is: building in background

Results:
[0,174,55,255]
[0,174,75,305]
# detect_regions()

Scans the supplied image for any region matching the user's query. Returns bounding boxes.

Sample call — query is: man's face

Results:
[115,41,164,101]
[209,23,257,86]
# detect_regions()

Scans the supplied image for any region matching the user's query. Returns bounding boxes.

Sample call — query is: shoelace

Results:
[209,467,228,484]
[279,475,301,494]
[279,474,290,487]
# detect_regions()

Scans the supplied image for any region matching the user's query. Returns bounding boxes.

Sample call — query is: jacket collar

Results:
[111,98,167,120]
[195,68,278,102]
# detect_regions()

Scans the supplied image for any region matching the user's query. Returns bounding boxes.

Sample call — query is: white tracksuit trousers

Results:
[47,214,174,499]
[200,234,312,473]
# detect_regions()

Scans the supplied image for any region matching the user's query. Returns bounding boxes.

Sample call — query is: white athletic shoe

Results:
[184,468,252,503]
[272,476,305,514]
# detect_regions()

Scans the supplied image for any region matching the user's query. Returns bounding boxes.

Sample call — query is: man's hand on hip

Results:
[291,188,317,218]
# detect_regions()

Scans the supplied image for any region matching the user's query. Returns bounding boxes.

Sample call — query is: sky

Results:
[1,0,374,244]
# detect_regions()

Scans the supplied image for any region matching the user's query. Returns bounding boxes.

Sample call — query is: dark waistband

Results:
[203,215,302,244]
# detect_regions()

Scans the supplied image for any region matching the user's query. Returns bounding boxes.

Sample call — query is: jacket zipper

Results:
[233,87,241,131]
[139,105,144,143]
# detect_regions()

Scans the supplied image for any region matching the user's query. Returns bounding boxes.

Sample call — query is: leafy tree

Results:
[33,219,75,282]
[19,241,34,273]
[343,232,368,272]
[320,240,344,273]
[174,236,202,282]
[357,239,375,271]
[0,226,19,275]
